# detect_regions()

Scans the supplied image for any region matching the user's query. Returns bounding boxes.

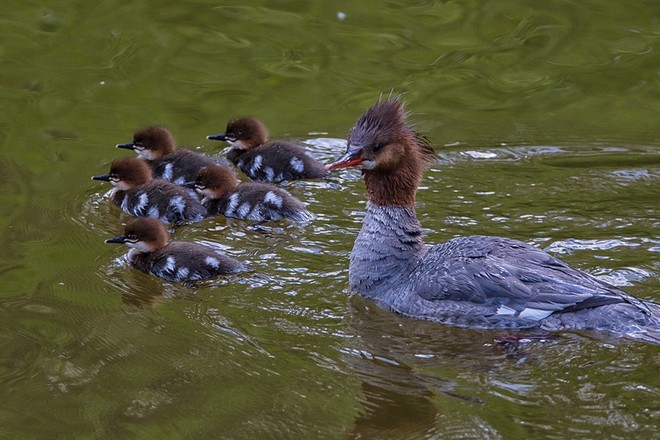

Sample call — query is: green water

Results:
[1,1,659,438]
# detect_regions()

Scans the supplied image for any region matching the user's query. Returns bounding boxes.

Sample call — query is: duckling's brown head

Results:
[105,217,169,253]
[116,126,176,160]
[207,118,268,150]
[92,157,153,190]
[193,165,239,200]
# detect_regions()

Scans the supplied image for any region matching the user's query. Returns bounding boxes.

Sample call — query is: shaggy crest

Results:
[349,98,435,165]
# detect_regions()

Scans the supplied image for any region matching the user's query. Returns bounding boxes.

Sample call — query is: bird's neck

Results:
[211,185,235,201]
[349,202,426,296]
[159,145,176,156]
[363,159,421,208]
[227,148,246,164]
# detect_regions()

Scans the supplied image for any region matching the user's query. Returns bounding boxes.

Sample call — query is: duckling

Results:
[191,165,314,222]
[92,157,206,224]
[207,118,327,182]
[117,126,219,185]
[106,217,243,282]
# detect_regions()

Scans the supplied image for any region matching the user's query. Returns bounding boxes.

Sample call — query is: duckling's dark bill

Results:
[91,174,111,181]
[206,133,227,141]
[105,235,127,244]
[115,142,135,150]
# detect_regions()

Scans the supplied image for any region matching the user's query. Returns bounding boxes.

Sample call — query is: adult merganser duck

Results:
[207,118,327,182]
[106,217,243,282]
[327,99,660,343]
[190,165,314,222]
[92,157,206,224]
[117,126,219,185]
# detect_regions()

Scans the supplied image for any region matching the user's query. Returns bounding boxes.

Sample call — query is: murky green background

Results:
[1,1,659,438]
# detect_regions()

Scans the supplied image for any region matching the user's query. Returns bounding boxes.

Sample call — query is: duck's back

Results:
[207,183,312,222]
[129,242,243,282]
[112,180,206,224]
[227,141,327,182]
[405,235,649,328]
[150,150,219,184]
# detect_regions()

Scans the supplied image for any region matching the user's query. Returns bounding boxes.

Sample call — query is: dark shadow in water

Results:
[104,254,250,309]
[102,255,198,308]
[342,296,488,438]
[117,271,169,308]
[341,295,564,439]
[351,379,439,440]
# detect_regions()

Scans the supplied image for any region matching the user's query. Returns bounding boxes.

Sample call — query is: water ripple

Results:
[1,1,659,438]
[545,238,642,254]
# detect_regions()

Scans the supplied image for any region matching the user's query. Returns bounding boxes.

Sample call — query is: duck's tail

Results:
[542,301,660,345]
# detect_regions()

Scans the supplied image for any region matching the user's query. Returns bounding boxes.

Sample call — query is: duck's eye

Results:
[109,174,119,182]
[372,142,383,152]
[133,141,144,150]
[125,235,138,243]
[195,184,205,190]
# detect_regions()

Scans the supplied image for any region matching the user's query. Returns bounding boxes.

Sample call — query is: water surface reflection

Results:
[1,0,659,438]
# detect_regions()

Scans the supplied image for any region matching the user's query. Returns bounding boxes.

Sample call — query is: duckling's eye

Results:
[125,235,138,243]
[195,184,205,190]
[109,174,119,182]
[372,142,383,152]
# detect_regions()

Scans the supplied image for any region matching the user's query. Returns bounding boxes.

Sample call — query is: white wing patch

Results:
[148,206,160,218]
[134,192,149,214]
[496,305,516,315]
[497,304,553,321]
[519,308,554,320]
[176,267,190,280]
[169,195,186,213]
[164,256,176,273]
[290,156,304,173]
[237,202,252,218]
[120,194,130,211]
[162,163,173,181]
[264,191,283,208]
[251,155,263,174]
[265,167,275,181]
[225,193,240,215]
[205,256,220,268]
